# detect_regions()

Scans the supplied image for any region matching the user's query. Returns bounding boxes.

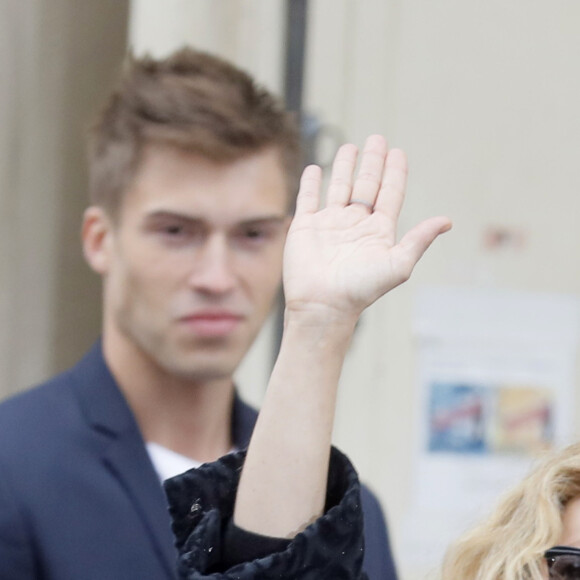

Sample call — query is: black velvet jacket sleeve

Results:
[164,447,368,579]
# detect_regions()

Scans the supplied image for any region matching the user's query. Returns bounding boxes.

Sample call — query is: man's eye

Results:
[156,223,200,245]
[240,227,274,245]
[245,228,263,239]
[164,224,184,235]
[232,227,270,249]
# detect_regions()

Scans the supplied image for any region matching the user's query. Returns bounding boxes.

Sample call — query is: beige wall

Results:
[0,0,129,395]
[4,1,580,578]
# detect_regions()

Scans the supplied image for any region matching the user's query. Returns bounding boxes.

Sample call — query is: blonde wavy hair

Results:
[442,442,580,580]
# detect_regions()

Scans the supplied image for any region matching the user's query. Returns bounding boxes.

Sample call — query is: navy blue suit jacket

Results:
[0,342,397,579]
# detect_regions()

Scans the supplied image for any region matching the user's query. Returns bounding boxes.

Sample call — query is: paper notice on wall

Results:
[400,286,580,576]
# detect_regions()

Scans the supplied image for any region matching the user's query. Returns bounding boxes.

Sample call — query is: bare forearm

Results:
[233,309,356,538]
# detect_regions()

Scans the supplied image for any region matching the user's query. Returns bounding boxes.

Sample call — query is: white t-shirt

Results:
[146,441,202,482]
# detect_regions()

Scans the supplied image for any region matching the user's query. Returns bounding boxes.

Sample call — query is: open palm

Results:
[283,135,451,321]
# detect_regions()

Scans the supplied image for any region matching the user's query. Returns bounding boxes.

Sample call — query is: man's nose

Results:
[187,235,237,294]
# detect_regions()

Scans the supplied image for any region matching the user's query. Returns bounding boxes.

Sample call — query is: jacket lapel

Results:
[103,433,177,578]
[71,342,177,578]
[231,393,259,450]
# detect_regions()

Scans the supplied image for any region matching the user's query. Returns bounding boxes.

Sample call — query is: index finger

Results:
[294,164,323,216]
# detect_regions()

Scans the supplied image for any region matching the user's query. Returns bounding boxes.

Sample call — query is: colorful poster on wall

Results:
[427,381,554,455]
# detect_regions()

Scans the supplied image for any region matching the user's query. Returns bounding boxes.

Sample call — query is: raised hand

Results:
[283,134,451,322]
[236,140,450,541]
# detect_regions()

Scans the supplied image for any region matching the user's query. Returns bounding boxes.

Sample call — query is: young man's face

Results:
[89,144,291,383]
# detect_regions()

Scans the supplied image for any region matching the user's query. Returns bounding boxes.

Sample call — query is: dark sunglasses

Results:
[545,546,580,579]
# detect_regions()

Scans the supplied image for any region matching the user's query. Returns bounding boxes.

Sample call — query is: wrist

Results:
[282,305,358,349]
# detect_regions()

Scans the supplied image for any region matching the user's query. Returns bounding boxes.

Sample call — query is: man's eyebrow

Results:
[237,216,289,227]
[143,210,203,224]
[143,211,288,226]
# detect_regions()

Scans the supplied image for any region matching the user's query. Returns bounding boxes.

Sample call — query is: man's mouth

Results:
[177,311,244,337]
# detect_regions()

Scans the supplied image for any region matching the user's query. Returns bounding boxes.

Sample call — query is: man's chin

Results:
[164,357,240,384]
[155,337,252,383]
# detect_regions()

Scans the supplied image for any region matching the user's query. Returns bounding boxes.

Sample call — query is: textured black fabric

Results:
[165,447,368,579]
[222,521,291,570]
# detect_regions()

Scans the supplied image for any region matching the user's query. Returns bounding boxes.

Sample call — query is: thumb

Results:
[391,216,452,281]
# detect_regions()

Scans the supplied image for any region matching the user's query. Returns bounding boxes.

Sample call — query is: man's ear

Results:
[82,206,114,275]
